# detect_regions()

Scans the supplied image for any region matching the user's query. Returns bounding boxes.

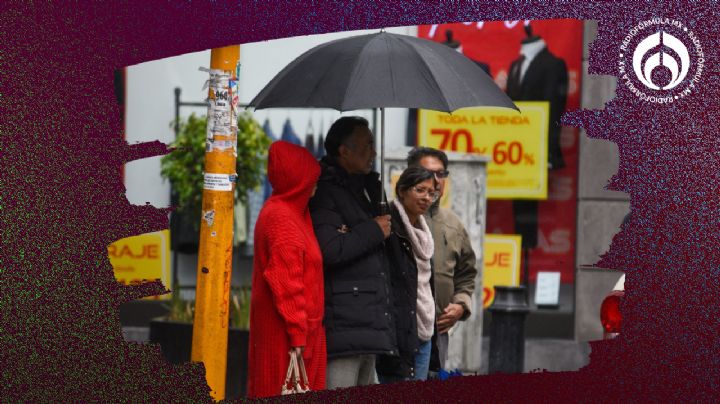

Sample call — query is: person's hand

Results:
[374,215,391,239]
[291,346,305,356]
[437,303,464,334]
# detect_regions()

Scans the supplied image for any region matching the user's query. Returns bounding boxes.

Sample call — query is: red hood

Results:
[267,140,320,210]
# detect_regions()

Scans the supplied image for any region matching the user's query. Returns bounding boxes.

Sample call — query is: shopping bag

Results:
[281,350,310,395]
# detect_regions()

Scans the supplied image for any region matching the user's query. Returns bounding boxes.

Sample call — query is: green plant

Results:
[160,111,271,229]
[229,286,251,330]
[164,282,195,323]
[163,283,250,330]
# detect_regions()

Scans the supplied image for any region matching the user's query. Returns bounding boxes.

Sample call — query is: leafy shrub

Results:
[160,111,271,229]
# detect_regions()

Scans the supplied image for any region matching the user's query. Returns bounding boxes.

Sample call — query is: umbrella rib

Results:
[305,48,350,110]
[340,35,379,111]
[441,52,486,109]
[383,35,396,106]
[298,38,359,109]
[412,41,452,111]
[418,39,506,111]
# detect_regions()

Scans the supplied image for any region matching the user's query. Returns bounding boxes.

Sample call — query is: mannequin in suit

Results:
[507,24,569,255]
[506,24,568,170]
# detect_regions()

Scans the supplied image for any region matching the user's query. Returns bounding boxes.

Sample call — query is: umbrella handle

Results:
[378,107,388,216]
[379,201,389,216]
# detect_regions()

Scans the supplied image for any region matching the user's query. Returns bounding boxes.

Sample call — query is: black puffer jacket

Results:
[376,203,438,379]
[309,157,397,359]
[376,203,418,378]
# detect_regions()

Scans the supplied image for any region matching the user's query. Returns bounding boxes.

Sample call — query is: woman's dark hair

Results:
[395,166,436,198]
[406,147,449,169]
[324,116,369,157]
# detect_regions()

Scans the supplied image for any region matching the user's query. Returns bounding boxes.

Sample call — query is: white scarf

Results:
[392,199,435,342]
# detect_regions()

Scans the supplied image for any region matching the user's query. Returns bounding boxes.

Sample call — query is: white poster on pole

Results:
[203,173,233,191]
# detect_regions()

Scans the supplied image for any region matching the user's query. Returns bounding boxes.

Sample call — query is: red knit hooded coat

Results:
[247,141,325,398]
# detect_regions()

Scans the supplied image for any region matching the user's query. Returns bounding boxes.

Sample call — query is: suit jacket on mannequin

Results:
[506,39,568,170]
[507,38,568,250]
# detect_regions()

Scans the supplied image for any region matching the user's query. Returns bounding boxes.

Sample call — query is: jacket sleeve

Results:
[261,229,308,347]
[453,224,477,321]
[309,186,385,268]
[544,57,569,128]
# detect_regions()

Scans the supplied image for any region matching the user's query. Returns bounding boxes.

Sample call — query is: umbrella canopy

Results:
[249,31,518,213]
[249,31,517,112]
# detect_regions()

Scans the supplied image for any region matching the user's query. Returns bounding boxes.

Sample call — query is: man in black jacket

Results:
[309,116,396,389]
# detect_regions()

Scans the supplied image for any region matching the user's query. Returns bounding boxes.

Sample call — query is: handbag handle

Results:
[296,351,310,390]
[282,350,310,395]
[283,351,297,388]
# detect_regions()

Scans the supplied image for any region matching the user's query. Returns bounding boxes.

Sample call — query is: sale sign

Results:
[482,234,522,308]
[108,230,171,300]
[418,101,549,199]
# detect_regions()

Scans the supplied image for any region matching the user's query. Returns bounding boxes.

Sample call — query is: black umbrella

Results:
[249,30,518,211]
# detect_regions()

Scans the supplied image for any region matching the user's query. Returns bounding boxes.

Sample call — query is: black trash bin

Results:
[488,286,530,374]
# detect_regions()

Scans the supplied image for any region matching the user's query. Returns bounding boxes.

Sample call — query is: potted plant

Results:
[149,285,251,399]
[161,111,271,252]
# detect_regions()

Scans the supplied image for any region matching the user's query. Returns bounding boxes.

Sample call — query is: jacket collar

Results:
[319,156,382,212]
[390,202,410,240]
[426,199,441,218]
[319,156,380,184]
[318,156,347,183]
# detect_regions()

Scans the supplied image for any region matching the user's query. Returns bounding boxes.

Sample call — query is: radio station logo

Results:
[619,18,704,104]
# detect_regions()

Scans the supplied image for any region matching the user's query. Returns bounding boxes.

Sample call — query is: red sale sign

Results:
[418,19,583,283]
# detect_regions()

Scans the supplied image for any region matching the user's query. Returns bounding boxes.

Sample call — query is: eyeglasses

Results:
[430,169,450,179]
[412,186,440,202]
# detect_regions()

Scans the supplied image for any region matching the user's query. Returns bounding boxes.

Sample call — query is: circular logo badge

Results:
[619,18,704,103]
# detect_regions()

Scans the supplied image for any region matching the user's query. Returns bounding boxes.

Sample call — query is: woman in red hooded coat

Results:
[247,140,326,398]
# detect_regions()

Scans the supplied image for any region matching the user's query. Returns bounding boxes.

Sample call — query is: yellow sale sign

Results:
[482,234,522,309]
[108,230,171,300]
[418,101,550,199]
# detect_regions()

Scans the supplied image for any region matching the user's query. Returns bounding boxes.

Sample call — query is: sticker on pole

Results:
[206,70,233,139]
[203,173,233,191]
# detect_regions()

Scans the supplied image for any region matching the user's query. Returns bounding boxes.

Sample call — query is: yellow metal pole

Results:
[191,44,240,401]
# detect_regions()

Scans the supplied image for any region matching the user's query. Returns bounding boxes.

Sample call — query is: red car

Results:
[600,274,625,339]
